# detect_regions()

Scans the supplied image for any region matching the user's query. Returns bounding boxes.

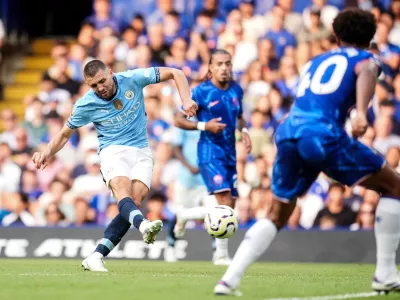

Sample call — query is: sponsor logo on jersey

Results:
[208,100,219,108]
[213,174,223,185]
[113,99,123,110]
[125,90,134,100]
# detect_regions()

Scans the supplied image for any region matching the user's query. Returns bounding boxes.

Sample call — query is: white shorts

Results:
[174,181,217,210]
[99,145,154,189]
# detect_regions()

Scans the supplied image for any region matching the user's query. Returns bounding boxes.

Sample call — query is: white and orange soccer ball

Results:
[204,205,238,239]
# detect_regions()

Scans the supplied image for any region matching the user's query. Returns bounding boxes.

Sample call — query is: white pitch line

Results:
[266,291,383,300]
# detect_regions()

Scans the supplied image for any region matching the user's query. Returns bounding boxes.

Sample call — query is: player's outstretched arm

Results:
[174,110,227,134]
[158,67,198,117]
[174,110,198,130]
[352,59,379,138]
[32,124,75,170]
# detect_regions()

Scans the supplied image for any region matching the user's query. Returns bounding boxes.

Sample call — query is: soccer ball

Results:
[204,205,238,239]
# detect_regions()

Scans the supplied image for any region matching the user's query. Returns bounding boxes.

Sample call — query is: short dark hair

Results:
[83,60,107,78]
[332,8,376,48]
[328,182,345,193]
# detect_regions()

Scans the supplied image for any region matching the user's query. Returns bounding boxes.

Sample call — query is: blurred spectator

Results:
[147,23,170,66]
[22,99,48,147]
[85,0,120,34]
[44,56,80,95]
[376,21,400,78]
[373,115,400,155]
[75,197,96,226]
[0,109,18,150]
[350,202,376,231]
[268,86,288,122]
[242,60,271,111]
[115,27,138,64]
[275,56,299,99]
[71,153,108,200]
[163,11,189,46]
[30,144,64,192]
[2,193,35,227]
[248,110,272,157]
[21,169,43,203]
[77,22,98,58]
[44,203,69,227]
[386,147,400,170]
[302,0,339,30]
[389,0,400,46]
[313,183,357,228]
[194,10,219,50]
[165,38,201,78]
[298,6,331,43]
[0,143,21,194]
[12,127,33,168]
[237,196,255,226]
[239,0,266,43]
[265,0,303,36]
[264,6,297,59]
[130,14,147,43]
[69,44,90,82]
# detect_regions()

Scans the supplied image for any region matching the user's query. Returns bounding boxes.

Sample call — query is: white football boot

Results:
[213,251,232,266]
[214,281,243,297]
[142,220,163,244]
[81,252,108,272]
[372,273,400,293]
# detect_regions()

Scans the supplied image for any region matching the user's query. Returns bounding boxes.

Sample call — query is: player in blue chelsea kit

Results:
[32,60,198,272]
[175,49,252,265]
[215,9,400,296]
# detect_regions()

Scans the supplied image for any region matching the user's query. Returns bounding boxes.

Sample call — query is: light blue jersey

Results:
[67,67,160,151]
[172,128,204,189]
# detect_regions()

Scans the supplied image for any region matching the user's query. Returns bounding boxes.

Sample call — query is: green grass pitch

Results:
[0,259,398,300]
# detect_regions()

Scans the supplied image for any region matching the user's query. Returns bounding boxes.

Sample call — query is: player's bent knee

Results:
[110,176,133,200]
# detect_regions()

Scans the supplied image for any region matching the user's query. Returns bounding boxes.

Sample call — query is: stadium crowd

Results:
[0,0,399,231]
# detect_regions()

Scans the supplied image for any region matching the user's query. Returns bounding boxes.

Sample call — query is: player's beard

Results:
[218,72,232,86]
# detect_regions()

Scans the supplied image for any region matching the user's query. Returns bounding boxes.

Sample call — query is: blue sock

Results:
[95,213,131,257]
[117,197,145,229]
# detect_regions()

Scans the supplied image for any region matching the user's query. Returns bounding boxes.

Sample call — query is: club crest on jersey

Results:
[114,99,123,110]
[213,174,224,185]
[125,90,134,100]
[232,97,239,107]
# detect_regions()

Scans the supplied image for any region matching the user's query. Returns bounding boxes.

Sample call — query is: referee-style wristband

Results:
[197,122,206,131]
[241,128,249,133]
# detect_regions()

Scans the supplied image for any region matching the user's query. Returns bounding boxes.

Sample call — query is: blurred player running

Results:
[175,49,252,265]
[32,60,197,272]
[215,9,400,296]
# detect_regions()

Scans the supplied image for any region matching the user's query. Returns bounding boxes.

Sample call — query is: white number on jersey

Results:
[297,55,348,97]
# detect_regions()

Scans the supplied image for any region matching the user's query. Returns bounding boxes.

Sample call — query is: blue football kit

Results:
[272,47,385,201]
[192,80,244,197]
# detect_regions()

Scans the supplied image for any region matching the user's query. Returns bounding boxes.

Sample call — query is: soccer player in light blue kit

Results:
[175,50,252,265]
[215,9,400,296]
[32,60,198,272]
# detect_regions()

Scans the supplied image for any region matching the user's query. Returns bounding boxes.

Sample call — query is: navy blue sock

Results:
[117,197,145,229]
[95,213,131,257]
